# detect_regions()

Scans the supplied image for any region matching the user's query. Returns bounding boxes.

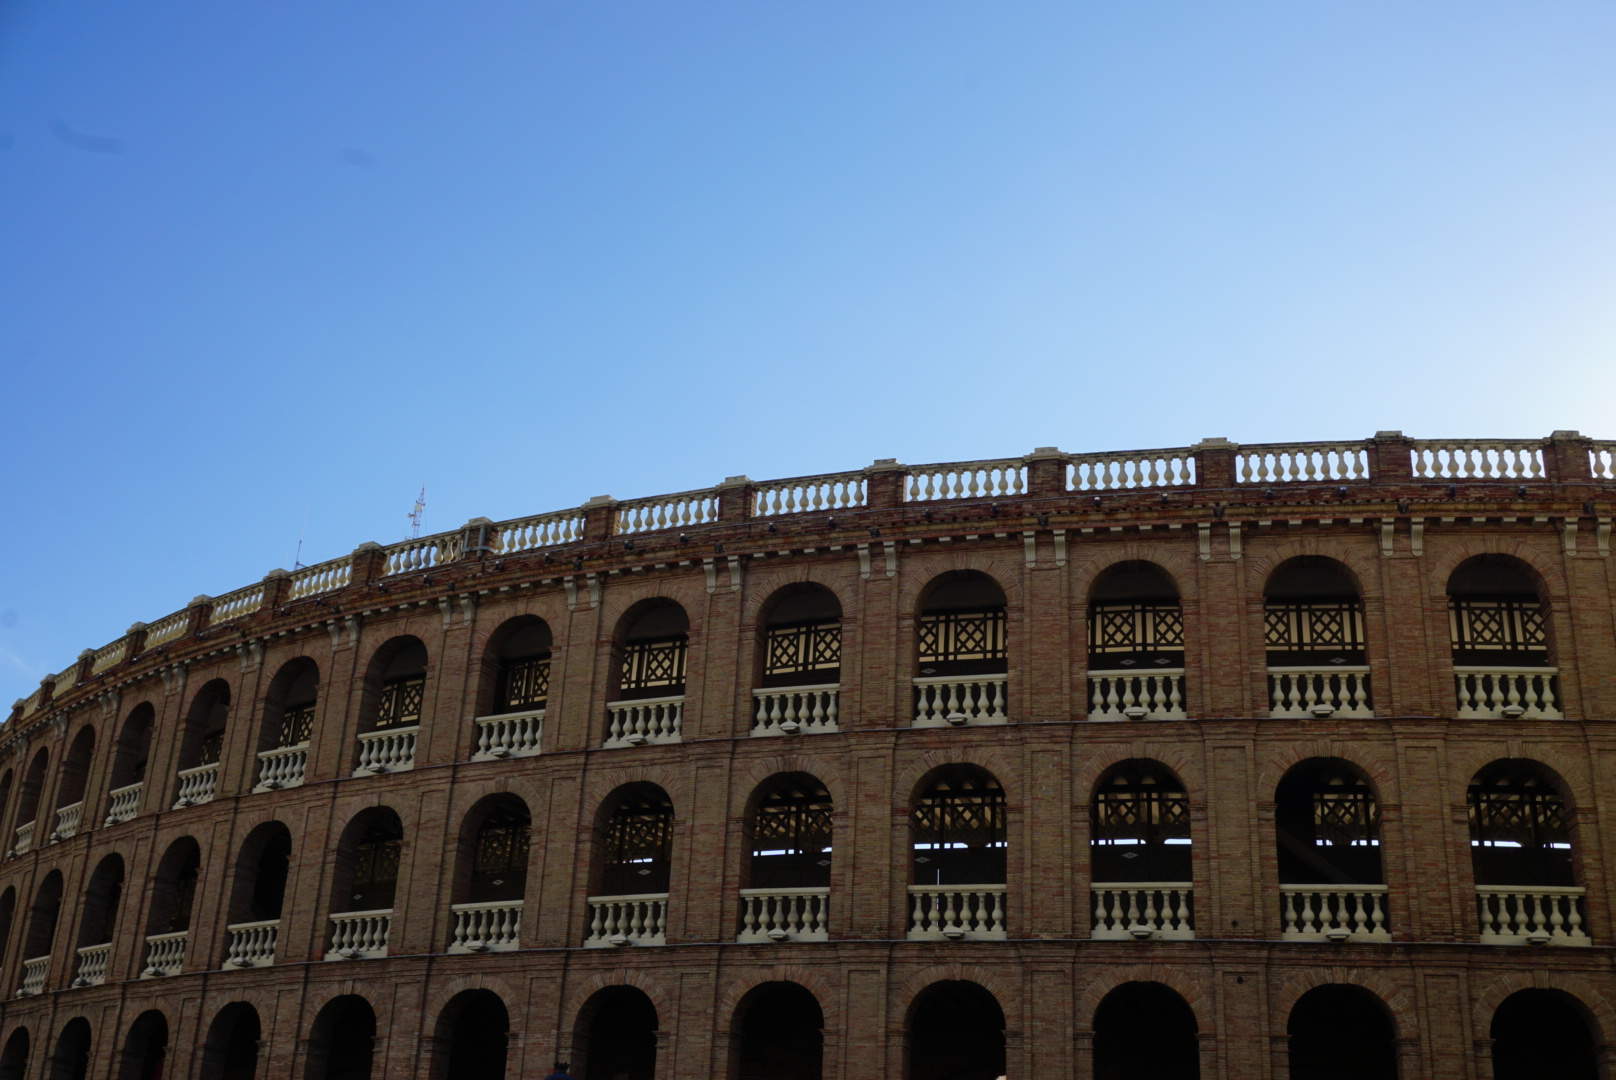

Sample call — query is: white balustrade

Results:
[751,686,840,736]
[210,584,264,623]
[224,919,280,967]
[449,901,523,953]
[1068,449,1196,490]
[254,744,308,792]
[1279,885,1391,941]
[144,609,190,648]
[905,461,1026,501]
[1411,439,1544,479]
[383,534,462,576]
[1237,443,1369,483]
[326,909,393,959]
[104,782,142,826]
[496,510,586,553]
[353,726,418,775]
[10,820,35,857]
[1267,667,1374,719]
[912,676,1007,727]
[1087,670,1186,721]
[1454,667,1562,719]
[737,887,830,943]
[584,894,668,947]
[604,697,683,748]
[753,473,867,516]
[614,490,719,535]
[1091,883,1195,940]
[907,885,1008,941]
[173,762,219,808]
[289,557,352,601]
[141,930,188,977]
[1592,443,1616,481]
[90,638,128,674]
[472,709,545,761]
[72,943,110,987]
[17,956,48,997]
[1476,885,1590,946]
[50,801,83,843]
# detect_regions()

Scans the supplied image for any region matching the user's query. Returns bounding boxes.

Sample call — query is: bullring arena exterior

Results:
[1,432,1615,1080]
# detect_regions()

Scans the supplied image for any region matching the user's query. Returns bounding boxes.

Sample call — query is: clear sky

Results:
[1,1,1613,705]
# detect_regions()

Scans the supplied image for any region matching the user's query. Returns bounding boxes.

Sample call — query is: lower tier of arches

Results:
[0,941,1611,1079]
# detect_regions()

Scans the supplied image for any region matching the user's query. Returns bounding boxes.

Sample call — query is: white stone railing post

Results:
[751,686,840,736]
[71,943,110,987]
[103,782,142,826]
[224,919,280,967]
[448,901,523,952]
[1475,885,1590,945]
[326,909,393,959]
[9,821,35,858]
[604,698,684,748]
[1279,885,1391,941]
[1090,883,1195,939]
[253,744,309,792]
[1453,667,1562,720]
[736,887,830,943]
[911,676,1008,727]
[906,885,1008,941]
[172,763,219,808]
[353,727,419,775]
[1087,671,1187,721]
[141,930,188,977]
[17,956,48,997]
[49,801,83,843]
[472,710,545,761]
[583,894,669,947]
[1267,667,1374,719]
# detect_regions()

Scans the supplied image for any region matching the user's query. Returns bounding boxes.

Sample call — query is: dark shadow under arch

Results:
[118,1011,169,1080]
[1093,981,1198,1080]
[49,1017,91,1080]
[434,988,509,1080]
[906,980,1005,1080]
[308,995,376,1080]
[577,985,657,1080]
[734,981,823,1080]
[200,1002,261,1080]
[1288,985,1396,1080]
[1491,989,1597,1080]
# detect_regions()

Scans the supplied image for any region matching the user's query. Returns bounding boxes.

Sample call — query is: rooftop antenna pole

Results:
[292,494,310,570]
[408,485,426,540]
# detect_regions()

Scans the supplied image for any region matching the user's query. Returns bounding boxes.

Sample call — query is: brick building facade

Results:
[1,432,1613,1079]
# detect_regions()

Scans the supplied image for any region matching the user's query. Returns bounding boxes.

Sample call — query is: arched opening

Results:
[24,870,64,967]
[308,996,376,1080]
[52,727,96,839]
[1090,761,1192,939]
[1275,760,1385,941]
[578,985,657,1080]
[0,1030,27,1080]
[1469,760,1585,942]
[1287,985,1396,1080]
[734,981,823,1080]
[13,749,50,853]
[906,981,1005,1080]
[588,786,674,946]
[73,854,124,984]
[1264,558,1369,718]
[334,808,405,914]
[1449,555,1559,718]
[117,1011,169,1080]
[740,775,832,942]
[107,704,154,822]
[369,638,428,732]
[0,771,13,833]
[261,659,318,754]
[614,602,690,701]
[485,618,552,715]
[759,586,842,689]
[225,822,291,965]
[0,889,15,971]
[450,796,530,952]
[917,573,1008,679]
[144,837,200,975]
[1491,988,1597,1080]
[1092,981,1199,1080]
[435,988,509,1080]
[50,1018,92,1080]
[1087,562,1185,720]
[200,1002,261,1080]
[180,680,232,772]
[913,766,1006,886]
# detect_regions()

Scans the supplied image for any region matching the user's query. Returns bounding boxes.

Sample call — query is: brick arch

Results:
[563,969,676,1032]
[1428,540,1569,601]
[1445,748,1587,810]
[1257,742,1401,804]
[740,569,860,624]
[1074,744,1206,801]
[353,631,433,683]
[200,987,280,1030]
[1069,545,1202,602]
[329,793,417,842]
[446,776,547,822]
[1243,541,1382,601]
[735,754,850,812]
[1472,970,1615,1044]
[424,973,524,1029]
[470,598,570,656]
[582,765,691,823]
[715,966,841,1033]
[893,963,1020,1029]
[1270,967,1416,1037]
[894,749,1021,808]
[300,981,390,1029]
[1075,965,1212,1033]
[224,805,303,851]
[597,580,709,642]
[897,554,1026,612]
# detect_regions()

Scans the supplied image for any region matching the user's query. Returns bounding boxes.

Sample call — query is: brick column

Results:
[717,476,752,524]
[582,495,617,543]
[1024,447,1066,499]
[1370,430,1415,483]
[865,459,906,510]
[1192,438,1237,489]
[1546,429,1594,483]
[349,541,387,586]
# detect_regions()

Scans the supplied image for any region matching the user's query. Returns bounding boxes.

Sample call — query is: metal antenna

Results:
[293,494,311,570]
[407,485,426,540]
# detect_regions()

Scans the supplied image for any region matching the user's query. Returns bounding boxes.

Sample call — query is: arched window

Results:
[917,574,1007,678]
[1449,556,1560,719]
[225,822,291,966]
[0,771,12,834]
[307,996,375,1080]
[1089,562,1183,669]
[181,680,232,771]
[434,989,509,1080]
[598,785,674,897]
[23,871,64,969]
[748,774,833,890]
[912,767,1006,887]
[0,889,15,972]
[106,705,153,823]
[490,619,552,715]
[49,1017,91,1080]
[906,981,1005,1080]
[450,798,530,951]
[760,587,842,688]
[1275,761,1387,942]
[1469,761,1575,887]
[1093,982,1199,1080]
[12,749,50,854]
[339,810,404,913]
[118,1012,168,1080]
[0,1030,28,1080]
[1264,558,1370,718]
[615,603,689,701]
[262,659,318,754]
[370,640,428,731]
[200,1002,261,1080]
[144,838,199,976]
[72,855,123,986]
[1491,989,1597,1080]
[51,727,95,840]
[734,982,823,1080]
[1091,761,1191,882]
[1286,985,1396,1080]
[578,986,657,1080]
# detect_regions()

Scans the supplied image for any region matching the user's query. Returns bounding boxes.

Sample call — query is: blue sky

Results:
[1,1,1613,704]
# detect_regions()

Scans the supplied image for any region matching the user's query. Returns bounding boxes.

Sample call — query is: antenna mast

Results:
[407,485,426,540]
